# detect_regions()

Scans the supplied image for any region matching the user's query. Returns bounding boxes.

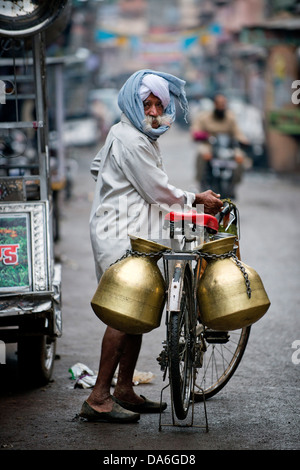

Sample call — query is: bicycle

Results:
[157,201,251,428]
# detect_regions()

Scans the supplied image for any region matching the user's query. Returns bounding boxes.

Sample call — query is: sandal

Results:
[113,395,167,413]
[79,400,140,423]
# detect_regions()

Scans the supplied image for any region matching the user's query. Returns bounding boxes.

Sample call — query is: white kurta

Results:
[90,113,195,281]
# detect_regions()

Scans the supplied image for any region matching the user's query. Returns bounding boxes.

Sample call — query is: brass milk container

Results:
[91,237,169,334]
[197,236,270,331]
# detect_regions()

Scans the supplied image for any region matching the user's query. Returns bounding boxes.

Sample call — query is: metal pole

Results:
[54,62,65,185]
[32,33,49,200]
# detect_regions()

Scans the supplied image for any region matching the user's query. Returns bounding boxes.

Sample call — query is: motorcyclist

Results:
[191,93,249,198]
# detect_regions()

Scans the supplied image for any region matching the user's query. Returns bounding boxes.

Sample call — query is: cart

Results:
[0,1,70,385]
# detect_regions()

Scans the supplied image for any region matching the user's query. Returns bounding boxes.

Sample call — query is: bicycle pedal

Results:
[204,330,230,344]
[157,349,168,370]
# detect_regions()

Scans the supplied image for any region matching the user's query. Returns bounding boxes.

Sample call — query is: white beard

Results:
[142,113,172,132]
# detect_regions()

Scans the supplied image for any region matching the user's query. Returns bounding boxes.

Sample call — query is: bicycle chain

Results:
[111,248,252,298]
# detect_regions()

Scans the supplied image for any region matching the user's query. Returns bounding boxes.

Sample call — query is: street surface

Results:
[0,124,299,453]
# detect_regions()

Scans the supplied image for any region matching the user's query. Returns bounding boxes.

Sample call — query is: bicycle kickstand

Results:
[158,378,209,432]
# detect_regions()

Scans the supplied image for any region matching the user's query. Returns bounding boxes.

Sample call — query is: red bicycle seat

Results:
[165,210,219,232]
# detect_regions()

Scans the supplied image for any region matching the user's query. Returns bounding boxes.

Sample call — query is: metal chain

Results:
[111,248,252,298]
[195,249,252,298]
[110,248,172,266]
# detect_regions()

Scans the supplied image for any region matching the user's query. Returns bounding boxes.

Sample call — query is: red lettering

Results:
[0,244,19,265]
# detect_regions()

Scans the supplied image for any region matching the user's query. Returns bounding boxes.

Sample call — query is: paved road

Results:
[0,124,299,454]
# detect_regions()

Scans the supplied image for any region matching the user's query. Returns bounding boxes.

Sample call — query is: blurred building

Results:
[239,0,300,173]
[178,0,300,172]
[67,0,300,172]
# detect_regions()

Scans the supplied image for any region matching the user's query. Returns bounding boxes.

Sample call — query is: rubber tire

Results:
[18,335,56,386]
[168,270,195,420]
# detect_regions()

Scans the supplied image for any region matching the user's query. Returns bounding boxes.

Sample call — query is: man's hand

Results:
[193,190,223,215]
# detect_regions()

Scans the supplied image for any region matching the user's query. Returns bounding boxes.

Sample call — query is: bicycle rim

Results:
[168,271,194,420]
[194,326,251,401]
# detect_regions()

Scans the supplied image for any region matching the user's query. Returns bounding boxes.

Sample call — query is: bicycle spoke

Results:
[194,326,251,401]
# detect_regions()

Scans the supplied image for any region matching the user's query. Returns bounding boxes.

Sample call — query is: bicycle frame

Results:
[158,221,209,429]
[164,252,197,313]
[158,202,249,430]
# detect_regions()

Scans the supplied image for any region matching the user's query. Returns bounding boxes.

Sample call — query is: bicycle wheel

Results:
[168,269,195,420]
[193,325,251,401]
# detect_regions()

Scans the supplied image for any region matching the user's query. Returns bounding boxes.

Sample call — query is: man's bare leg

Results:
[113,333,144,405]
[86,326,142,412]
[86,326,126,412]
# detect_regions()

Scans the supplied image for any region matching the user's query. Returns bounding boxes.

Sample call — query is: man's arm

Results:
[229,112,249,145]
[190,112,210,141]
[121,137,222,216]
[121,138,195,209]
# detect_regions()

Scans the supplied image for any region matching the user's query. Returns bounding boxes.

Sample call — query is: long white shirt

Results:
[90,113,195,280]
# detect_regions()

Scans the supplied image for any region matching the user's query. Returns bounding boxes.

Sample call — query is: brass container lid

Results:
[130,235,170,255]
[199,235,237,256]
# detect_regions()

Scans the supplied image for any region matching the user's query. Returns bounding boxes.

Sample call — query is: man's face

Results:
[214,95,227,111]
[213,94,227,120]
[143,93,164,128]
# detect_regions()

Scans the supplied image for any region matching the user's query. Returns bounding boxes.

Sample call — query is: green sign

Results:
[240,27,300,47]
[0,214,31,291]
[268,108,300,135]
[272,0,297,11]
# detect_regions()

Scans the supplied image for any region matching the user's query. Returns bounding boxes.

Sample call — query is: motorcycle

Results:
[194,132,243,199]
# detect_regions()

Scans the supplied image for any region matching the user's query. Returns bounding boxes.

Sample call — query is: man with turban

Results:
[80,70,223,423]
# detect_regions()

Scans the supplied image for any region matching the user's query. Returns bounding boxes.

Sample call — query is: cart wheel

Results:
[18,335,56,386]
